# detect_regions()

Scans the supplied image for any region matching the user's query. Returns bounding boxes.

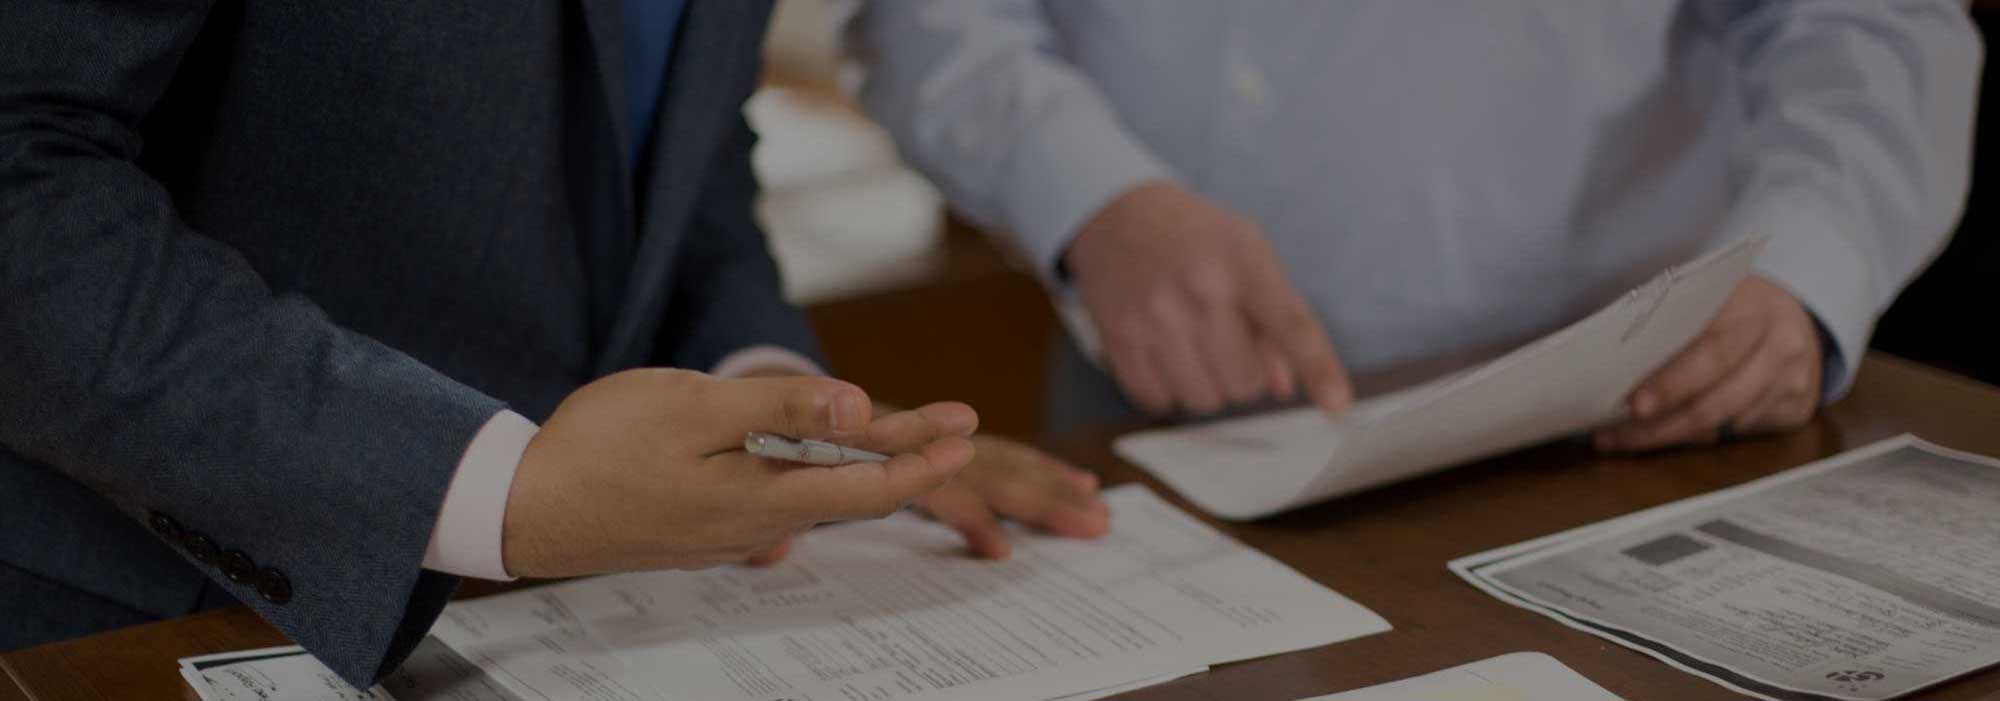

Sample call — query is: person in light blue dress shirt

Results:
[848,1,1982,451]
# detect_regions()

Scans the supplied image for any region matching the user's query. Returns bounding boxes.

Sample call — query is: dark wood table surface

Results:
[7,353,2000,701]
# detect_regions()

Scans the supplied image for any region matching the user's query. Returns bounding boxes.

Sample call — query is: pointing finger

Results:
[1236,254,1350,414]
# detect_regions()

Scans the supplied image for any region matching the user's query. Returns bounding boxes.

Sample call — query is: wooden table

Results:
[8,353,2000,701]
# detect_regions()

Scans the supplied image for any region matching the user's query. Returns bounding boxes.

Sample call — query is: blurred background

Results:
[754,0,1998,440]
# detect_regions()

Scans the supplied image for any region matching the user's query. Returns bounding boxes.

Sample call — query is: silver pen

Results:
[744,432,891,465]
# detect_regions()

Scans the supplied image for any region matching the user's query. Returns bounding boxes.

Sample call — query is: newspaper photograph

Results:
[1457,435,2000,701]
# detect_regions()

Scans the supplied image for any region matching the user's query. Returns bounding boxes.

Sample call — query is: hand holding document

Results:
[1299,653,1622,701]
[1115,237,1765,520]
[430,485,1388,701]
[1456,435,2000,701]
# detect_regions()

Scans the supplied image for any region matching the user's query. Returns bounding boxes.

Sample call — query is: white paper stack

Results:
[179,636,518,701]
[1297,653,1623,701]
[427,484,1388,701]
[182,485,1386,701]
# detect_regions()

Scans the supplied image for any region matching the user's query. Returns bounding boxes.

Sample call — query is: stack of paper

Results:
[1115,236,1764,520]
[428,484,1389,701]
[1456,435,2000,701]
[179,636,520,701]
[183,485,1386,701]
[1297,653,1623,701]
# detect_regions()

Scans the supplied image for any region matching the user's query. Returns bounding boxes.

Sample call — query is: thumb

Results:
[687,375,873,452]
[774,435,976,524]
[745,536,795,567]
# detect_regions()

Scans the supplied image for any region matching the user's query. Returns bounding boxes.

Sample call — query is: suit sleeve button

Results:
[148,512,183,541]
[184,532,219,565]
[255,567,292,605]
[220,550,257,584]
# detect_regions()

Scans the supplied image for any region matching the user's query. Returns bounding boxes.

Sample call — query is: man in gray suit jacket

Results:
[0,0,1109,687]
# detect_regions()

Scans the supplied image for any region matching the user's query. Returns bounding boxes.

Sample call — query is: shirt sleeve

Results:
[1715,0,1981,399]
[846,0,1173,282]
[420,346,824,581]
[421,411,537,581]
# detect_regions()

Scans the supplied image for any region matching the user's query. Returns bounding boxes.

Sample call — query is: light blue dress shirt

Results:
[850,1,1983,398]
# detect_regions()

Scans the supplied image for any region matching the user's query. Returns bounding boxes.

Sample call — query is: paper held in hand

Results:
[1114,236,1765,520]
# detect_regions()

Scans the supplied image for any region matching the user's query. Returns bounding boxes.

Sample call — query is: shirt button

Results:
[184,532,219,565]
[1230,60,1269,106]
[148,512,183,541]
[255,567,292,605]
[220,550,257,585]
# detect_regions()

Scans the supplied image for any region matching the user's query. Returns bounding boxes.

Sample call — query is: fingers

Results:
[1102,263,1286,416]
[917,483,1012,559]
[1596,274,1830,453]
[1625,317,1765,421]
[1147,301,1226,415]
[744,536,794,567]
[685,374,873,452]
[1261,342,1298,401]
[1235,252,1352,414]
[1185,263,1272,405]
[773,434,976,524]
[852,402,979,455]
[1596,334,1778,452]
[961,438,1111,539]
[1102,321,1175,414]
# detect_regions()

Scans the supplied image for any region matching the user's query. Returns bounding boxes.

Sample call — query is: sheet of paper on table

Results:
[1454,435,2000,701]
[1113,235,1764,520]
[429,484,1389,701]
[1297,653,1622,701]
[179,636,520,701]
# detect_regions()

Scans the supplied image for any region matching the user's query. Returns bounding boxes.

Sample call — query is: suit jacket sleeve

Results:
[0,0,502,685]
[658,112,826,371]
[1719,0,1982,399]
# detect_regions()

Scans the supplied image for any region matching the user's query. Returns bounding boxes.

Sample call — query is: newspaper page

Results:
[432,484,1388,701]
[1458,435,2000,700]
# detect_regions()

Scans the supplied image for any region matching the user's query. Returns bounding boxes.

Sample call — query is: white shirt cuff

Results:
[422,410,536,581]
[421,347,820,581]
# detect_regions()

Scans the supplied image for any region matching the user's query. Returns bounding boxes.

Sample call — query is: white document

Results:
[1299,653,1622,701]
[179,638,522,701]
[1455,435,2000,701]
[181,646,392,701]
[1114,236,1764,520]
[432,484,1389,701]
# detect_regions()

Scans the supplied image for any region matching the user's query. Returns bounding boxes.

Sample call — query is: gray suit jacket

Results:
[0,0,814,686]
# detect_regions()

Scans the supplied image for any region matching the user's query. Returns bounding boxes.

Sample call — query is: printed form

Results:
[432,485,1389,701]
[1298,653,1623,701]
[178,637,522,701]
[1456,435,2000,701]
